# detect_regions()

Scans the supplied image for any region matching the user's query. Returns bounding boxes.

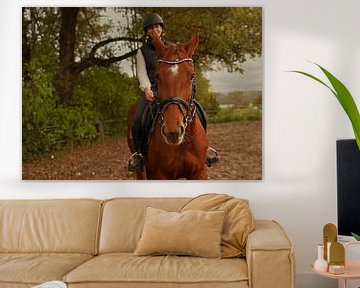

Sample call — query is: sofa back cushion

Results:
[0,199,102,254]
[181,194,255,258]
[99,198,189,253]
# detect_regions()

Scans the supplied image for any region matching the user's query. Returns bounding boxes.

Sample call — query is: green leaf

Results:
[351,232,360,241]
[289,63,360,151]
[288,70,337,98]
[316,64,360,148]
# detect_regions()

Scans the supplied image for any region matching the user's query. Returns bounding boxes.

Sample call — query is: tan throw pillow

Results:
[134,207,225,258]
[181,194,254,258]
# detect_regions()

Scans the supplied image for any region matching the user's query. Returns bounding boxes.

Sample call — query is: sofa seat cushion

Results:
[64,253,248,286]
[0,253,93,285]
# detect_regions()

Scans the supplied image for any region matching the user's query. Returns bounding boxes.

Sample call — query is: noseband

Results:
[156,58,197,128]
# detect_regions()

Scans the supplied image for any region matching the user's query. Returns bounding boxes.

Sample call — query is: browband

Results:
[158,58,193,65]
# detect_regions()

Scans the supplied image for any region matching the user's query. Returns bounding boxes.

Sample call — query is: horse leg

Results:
[188,168,208,180]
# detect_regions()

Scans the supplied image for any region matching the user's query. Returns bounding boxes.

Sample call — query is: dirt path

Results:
[22,121,262,180]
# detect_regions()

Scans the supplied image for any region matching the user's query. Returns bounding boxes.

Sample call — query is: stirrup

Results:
[128,152,144,172]
[206,147,220,167]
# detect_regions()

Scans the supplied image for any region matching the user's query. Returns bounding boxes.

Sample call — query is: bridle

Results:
[156,58,197,129]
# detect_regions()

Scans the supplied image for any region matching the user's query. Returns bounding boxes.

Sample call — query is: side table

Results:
[311,242,360,288]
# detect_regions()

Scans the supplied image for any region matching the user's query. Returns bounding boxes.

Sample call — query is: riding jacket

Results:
[136,39,160,92]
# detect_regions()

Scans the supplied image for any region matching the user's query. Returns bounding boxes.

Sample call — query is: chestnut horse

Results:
[127,32,208,180]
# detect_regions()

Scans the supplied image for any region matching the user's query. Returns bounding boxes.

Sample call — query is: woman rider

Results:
[128,13,220,172]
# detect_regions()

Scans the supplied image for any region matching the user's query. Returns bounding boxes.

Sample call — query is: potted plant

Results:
[290,63,360,150]
[291,63,360,241]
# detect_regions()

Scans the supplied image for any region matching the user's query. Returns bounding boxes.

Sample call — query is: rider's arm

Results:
[136,49,151,92]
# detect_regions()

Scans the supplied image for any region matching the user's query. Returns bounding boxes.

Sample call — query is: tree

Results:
[195,68,219,111]
[23,7,261,103]
[126,7,262,72]
[56,8,142,103]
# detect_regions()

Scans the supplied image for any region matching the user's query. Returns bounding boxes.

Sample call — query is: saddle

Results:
[139,102,160,155]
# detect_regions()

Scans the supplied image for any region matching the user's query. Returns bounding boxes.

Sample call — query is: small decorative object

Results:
[314,244,328,272]
[328,242,345,275]
[323,223,337,262]
[290,63,360,151]
[328,264,345,275]
[327,241,332,264]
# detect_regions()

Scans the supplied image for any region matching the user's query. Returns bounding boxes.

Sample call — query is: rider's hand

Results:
[144,87,154,102]
[147,30,157,39]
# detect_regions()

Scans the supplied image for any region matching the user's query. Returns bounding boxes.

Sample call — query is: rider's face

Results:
[146,24,163,38]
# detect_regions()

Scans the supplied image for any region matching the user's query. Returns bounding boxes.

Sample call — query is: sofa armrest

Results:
[246,220,295,288]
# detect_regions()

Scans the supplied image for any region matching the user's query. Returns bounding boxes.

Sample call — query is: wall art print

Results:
[22,7,262,180]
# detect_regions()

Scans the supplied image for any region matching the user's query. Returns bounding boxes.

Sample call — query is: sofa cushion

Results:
[181,194,254,258]
[0,199,102,254]
[99,198,190,253]
[134,207,225,258]
[0,253,93,285]
[63,253,248,286]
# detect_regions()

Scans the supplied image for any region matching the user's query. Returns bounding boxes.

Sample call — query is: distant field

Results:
[208,107,262,123]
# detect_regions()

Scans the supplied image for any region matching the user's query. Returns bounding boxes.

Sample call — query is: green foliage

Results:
[195,68,219,112]
[76,8,110,58]
[22,59,139,161]
[22,59,58,159]
[352,232,360,241]
[290,63,360,150]
[22,60,98,160]
[126,7,262,72]
[75,66,139,135]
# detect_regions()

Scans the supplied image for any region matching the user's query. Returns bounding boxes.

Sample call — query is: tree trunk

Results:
[22,8,32,81]
[57,7,79,103]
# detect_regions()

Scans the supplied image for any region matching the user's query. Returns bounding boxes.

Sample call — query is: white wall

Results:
[1,0,359,287]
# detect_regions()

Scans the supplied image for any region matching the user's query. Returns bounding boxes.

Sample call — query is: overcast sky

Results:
[122,55,262,94]
[206,55,262,93]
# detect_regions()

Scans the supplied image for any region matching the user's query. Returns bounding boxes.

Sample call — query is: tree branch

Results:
[89,36,141,59]
[70,36,142,73]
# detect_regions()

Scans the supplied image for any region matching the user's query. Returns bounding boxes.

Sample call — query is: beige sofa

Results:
[0,197,295,288]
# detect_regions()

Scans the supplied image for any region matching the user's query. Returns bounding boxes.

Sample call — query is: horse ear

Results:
[184,32,199,57]
[149,30,166,57]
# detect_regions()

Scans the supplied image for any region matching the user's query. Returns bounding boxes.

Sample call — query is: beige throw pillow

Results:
[134,207,225,258]
[181,194,255,258]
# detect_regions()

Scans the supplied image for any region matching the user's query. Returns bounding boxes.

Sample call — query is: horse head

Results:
[151,31,199,146]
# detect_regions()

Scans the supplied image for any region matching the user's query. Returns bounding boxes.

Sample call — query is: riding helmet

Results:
[143,13,164,32]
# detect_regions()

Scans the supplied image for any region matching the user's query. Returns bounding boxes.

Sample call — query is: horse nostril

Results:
[161,124,184,145]
[167,132,179,143]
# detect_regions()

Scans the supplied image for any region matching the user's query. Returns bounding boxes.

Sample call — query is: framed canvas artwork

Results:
[22,7,262,180]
